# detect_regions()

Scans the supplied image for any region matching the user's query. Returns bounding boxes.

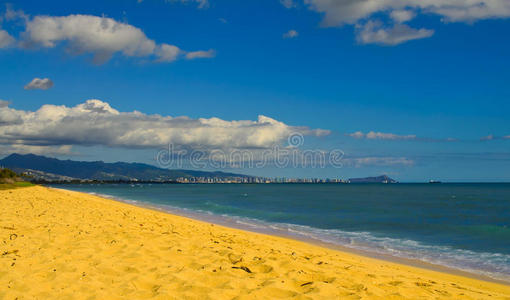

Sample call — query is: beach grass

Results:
[1,186,509,299]
[0,181,35,190]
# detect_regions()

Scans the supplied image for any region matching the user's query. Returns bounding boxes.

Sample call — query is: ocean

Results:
[51,183,510,282]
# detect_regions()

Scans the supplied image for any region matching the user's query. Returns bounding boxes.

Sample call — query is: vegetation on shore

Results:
[0,167,34,189]
[0,181,35,190]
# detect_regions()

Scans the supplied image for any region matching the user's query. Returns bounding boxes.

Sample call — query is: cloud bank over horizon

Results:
[0,99,330,153]
[348,131,417,140]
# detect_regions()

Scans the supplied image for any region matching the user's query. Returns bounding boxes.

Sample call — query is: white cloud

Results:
[22,14,156,64]
[155,44,182,62]
[348,131,417,140]
[304,0,510,26]
[481,134,510,141]
[303,0,510,45]
[357,21,434,46]
[0,29,15,48]
[345,156,414,167]
[3,4,29,23]
[0,106,23,125]
[283,29,299,39]
[18,14,213,64]
[185,49,216,60]
[0,144,73,156]
[24,78,54,90]
[0,99,329,151]
[348,131,365,139]
[0,6,25,48]
[481,134,495,141]
[0,100,20,126]
[390,10,416,23]
[313,129,331,137]
[280,0,297,9]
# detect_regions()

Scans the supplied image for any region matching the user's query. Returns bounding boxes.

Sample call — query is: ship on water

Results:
[429,180,442,184]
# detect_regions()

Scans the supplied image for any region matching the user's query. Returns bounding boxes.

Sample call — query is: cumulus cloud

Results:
[24,78,54,90]
[16,14,213,64]
[3,4,29,23]
[185,49,216,60]
[303,0,510,45]
[0,29,15,48]
[348,131,417,140]
[21,14,155,64]
[155,44,182,62]
[0,106,23,126]
[356,21,434,45]
[283,29,299,39]
[0,6,25,48]
[390,10,416,23]
[0,100,9,108]
[304,0,510,26]
[0,99,330,151]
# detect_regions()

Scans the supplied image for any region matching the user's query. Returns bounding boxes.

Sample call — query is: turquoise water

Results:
[52,183,510,281]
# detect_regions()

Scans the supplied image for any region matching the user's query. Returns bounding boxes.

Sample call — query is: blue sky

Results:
[1,0,510,181]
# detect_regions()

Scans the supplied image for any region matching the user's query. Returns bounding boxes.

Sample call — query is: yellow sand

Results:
[1,186,509,299]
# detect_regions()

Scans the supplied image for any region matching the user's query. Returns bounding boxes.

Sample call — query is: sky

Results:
[1,0,510,182]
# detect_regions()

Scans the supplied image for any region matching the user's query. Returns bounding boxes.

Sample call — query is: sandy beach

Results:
[1,186,509,299]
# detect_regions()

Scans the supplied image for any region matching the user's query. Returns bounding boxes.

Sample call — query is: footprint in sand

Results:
[387,280,403,286]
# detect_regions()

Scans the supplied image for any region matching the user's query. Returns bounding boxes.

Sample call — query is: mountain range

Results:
[0,153,252,182]
[348,175,398,183]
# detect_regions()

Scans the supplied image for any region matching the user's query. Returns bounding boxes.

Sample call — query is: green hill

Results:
[0,153,254,182]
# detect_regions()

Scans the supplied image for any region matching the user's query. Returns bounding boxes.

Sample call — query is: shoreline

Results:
[3,186,509,298]
[51,186,510,286]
